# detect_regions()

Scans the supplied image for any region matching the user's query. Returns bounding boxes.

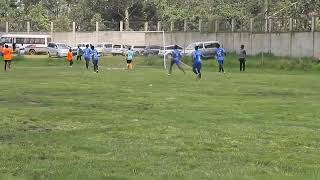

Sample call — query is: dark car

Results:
[144,45,161,56]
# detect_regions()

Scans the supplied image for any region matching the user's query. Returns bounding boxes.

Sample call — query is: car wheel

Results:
[167,53,172,59]
[29,49,36,55]
[112,53,116,56]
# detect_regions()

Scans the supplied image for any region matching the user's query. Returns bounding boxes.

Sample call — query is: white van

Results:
[0,34,51,54]
[183,41,220,58]
[48,42,70,58]
[111,44,129,56]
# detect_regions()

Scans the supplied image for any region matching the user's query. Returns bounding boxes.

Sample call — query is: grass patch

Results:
[0,56,319,178]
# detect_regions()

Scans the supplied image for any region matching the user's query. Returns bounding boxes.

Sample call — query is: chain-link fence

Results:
[100,21,119,31]
[8,21,27,32]
[161,21,171,32]
[292,17,312,32]
[0,22,6,32]
[270,18,290,32]
[317,17,320,32]
[1,17,320,33]
[129,21,145,31]
[201,20,216,33]
[252,19,266,33]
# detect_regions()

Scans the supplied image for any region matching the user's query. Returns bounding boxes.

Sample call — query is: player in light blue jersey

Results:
[215,44,226,73]
[192,46,203,80]
[126,47,134,70]
[91,46,99,73]
[168,45,185,75]
[84,44,92,69]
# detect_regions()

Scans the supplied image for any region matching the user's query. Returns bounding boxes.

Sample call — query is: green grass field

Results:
[0,55,320,179]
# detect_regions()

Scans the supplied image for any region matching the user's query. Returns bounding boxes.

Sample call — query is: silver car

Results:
[48,43,70,58]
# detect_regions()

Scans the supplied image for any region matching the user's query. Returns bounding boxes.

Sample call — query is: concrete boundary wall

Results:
[2,31,319,58]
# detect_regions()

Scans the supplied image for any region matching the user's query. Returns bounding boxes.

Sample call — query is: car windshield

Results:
[57,44,69,49]
[96,44,103,48]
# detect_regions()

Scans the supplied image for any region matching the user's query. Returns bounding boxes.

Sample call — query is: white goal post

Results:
[101,30,167,69]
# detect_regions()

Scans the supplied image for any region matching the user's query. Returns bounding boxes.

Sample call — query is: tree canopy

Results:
[0,0,319,31]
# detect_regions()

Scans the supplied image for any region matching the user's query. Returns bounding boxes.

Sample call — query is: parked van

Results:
[48,42,70,57]
[111,44,129,56]
[183,41,220,58]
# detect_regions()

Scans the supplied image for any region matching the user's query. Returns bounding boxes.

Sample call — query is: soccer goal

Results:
[100,31,167,69]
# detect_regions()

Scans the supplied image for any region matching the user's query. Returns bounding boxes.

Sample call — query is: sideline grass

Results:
[0,56,319,179]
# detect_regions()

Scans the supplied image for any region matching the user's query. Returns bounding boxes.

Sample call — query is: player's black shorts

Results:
[127,60,132,64]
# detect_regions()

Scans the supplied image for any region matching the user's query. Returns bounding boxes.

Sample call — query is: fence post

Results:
[231,19,235,32]
[96,21,99,32]
[268,18,272,32]
[250,18,254,32]
[289,18,293,32]
[50,22,53,40]
[184,20,187,32]
[72,22,76,46]
[144,22,148,31]
[5,22,8,33]
[311,16,315,32]
[96,22,99,44]
[215,20,219,32]
[170,21,174,32]
[265,18,268,33]
[27,22,30,33]
[157,21,161,31]
[199,19,202,32]
[120,21,123,32]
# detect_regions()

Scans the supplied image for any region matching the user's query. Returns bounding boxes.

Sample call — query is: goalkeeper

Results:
[168,45,185,76]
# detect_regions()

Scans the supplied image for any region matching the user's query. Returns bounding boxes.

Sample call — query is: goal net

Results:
[94,31,167,69]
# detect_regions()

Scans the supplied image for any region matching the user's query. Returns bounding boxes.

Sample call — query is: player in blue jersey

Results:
[84,44,92,69]
[168,45,185,76]
[91,46,99,73]
[192,46,203,80]
[215,44,227,73]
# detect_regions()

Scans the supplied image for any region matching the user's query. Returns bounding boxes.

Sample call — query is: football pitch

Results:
[0,56,319,179]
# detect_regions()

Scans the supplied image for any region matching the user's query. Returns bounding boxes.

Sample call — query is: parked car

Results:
[183,41,220,58]
[99,43,113,55]
[111,44,128,56]
[158,45,183,58]
[144,45,161,56]
[131,45,146,56]
[48,42,70,57]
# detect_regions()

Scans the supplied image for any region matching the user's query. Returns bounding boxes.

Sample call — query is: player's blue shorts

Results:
[93,59,99,64]
[172,59,181,65]
[218,60,224,65]
[193,63,202,74]
[84,56,90,61]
